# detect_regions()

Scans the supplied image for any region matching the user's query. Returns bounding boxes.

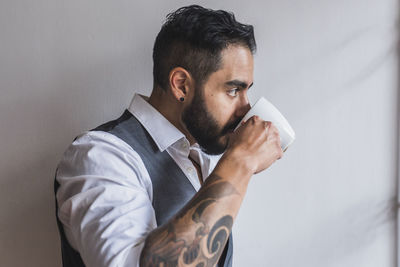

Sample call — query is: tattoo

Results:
[140,175,238,267]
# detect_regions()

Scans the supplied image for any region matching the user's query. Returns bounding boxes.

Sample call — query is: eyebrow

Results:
[225,80,254,89]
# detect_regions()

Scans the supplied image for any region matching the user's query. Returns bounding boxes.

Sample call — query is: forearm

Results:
[139,158,252,266]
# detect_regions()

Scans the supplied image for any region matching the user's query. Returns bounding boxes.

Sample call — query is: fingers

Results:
[260,120,283,160]
[232,116,284,173]
[263,120,271,131]
[262,121,279,137]
[246,116,279,136]
[245,116,282,152]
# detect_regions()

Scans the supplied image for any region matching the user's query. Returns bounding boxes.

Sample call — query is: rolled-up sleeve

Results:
[56,131,156,267]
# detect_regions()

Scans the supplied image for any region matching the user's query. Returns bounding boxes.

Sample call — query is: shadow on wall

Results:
[263,197,398,267]
[308,197,397,265]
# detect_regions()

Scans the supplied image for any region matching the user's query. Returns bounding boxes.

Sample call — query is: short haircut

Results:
[153,5,256,91]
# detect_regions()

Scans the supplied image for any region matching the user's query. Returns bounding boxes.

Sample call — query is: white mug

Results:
[235,97,296,152]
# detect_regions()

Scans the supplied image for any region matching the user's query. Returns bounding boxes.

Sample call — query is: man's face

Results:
[182,45,254,155]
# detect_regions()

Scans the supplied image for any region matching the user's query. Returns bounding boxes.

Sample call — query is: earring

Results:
[180,97,184,102]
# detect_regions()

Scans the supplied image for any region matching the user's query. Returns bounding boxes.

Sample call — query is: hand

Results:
[224,115,283,174]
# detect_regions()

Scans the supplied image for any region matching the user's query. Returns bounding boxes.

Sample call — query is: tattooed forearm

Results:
[140,174,239,267]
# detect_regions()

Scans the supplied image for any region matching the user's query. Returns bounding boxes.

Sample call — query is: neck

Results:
[148,88,196,145]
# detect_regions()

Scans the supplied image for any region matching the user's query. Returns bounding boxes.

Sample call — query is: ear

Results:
[168,67,193,102]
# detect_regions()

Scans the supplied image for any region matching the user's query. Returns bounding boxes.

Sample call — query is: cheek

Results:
[204,92,235,125]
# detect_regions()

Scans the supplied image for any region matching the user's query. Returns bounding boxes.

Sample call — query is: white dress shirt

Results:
[56,93,221,267]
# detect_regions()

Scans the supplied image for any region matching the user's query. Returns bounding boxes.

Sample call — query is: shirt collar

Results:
[128,93,185,152]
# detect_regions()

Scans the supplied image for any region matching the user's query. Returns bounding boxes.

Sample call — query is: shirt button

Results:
[182,142,188,149]
[186,167,194,173]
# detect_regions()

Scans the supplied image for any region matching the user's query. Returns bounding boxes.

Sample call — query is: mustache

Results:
[221,117,243,135]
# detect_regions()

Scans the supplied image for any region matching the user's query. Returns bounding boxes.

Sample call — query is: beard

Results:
[182,87,242,155]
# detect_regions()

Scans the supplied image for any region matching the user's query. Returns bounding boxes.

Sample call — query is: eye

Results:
[227,88,240,97]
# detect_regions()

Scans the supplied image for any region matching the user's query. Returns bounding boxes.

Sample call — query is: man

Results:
[55,5,283,267]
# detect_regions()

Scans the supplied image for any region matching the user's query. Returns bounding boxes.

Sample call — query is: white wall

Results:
[0,1,398,266]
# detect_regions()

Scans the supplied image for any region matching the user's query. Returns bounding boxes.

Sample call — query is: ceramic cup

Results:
[235,97,296,152]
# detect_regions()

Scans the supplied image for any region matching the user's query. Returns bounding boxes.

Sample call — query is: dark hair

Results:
[153,5,256,91]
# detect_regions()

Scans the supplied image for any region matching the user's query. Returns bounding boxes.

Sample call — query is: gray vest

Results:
[54,109,233,266]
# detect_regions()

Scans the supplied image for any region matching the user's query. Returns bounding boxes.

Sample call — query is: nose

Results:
[234,93,251,118]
